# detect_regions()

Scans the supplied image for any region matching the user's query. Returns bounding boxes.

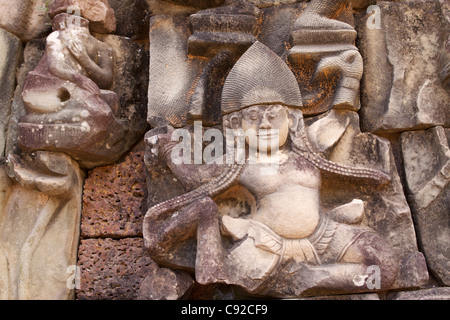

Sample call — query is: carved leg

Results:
[258,225,399,297]
[144,196,225,284]
[306,233,398,294]
[195,197,225,285]
[340,231,400,290]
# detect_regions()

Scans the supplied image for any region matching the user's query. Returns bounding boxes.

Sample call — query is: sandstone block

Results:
[0,29,22,157]
[388,287,450,300]
[0,0,54,42]
[401,126,450,286]
[359,1,450,133]
[49,0,116,33]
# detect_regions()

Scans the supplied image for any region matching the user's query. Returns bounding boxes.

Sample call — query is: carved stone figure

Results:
[0,1,149,300]
[0,151,83,299]
[142,42,399,298]
[288,0,363,113]
[18,13,129,168]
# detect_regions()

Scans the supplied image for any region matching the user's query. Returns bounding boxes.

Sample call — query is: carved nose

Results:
[259,115,272,129]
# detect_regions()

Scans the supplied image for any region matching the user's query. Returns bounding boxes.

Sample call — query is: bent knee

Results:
[345,232,400,289]
[195,197,218,218]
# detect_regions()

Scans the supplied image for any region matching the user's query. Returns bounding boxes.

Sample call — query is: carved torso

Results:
[239,149,321,239]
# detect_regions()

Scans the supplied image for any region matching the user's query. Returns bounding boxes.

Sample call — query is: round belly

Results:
[252,187,320,239]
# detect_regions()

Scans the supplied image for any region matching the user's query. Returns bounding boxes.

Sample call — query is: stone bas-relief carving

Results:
[0,0,447,300]
[141,40,419,299]
[16,0,148,170]
[18,13,133,169]
[401,127,450,286]
[0,0,148,300]
[359,1,450,133]
[139,0,434,300]
[0,152,83,300]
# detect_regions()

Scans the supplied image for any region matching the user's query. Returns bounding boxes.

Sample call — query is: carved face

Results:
[241,104,290,152]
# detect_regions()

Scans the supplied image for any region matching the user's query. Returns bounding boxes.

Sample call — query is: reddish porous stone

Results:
[81,151,147,238]
[76,238,156,300]
[49,0,116,33]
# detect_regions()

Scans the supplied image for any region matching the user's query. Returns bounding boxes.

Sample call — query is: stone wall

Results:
[0,0,448,300]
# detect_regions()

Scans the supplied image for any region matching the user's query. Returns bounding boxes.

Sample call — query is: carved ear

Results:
[287,108,305,135]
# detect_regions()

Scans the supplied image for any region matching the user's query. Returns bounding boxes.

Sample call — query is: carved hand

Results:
[68,39,89,62]
[73,73,100,95]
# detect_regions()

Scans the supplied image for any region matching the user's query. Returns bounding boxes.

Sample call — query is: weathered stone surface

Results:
[0,168,12,300]
[81,151,147,238]
[96,34,149,134]
[147,15,196,128]
[0,152,83,300]
[158,0,225,10]
[187,283,237,300]
[108,0,150,39]
[76,238,156,300]
[287,0,362,114]
[137,267,194,300]
[142,41,427,299]
[401,126,450,286]
[18,14,148,168]
[247,0,303,8]
[0,29,22,157]
[350,0,377,10]
[49,0,116,34]
[0,0,54,42]
[256,3,300,57]
[359,1,450,133]
[388,287,450,300]
[301,293,380,300]
[5,39,46,157]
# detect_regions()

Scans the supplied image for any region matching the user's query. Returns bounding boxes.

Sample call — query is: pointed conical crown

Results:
[221,41,302,115]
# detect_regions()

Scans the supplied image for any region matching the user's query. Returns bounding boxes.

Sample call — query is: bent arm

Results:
[46,39,100,95]
[148,128,228,191]
[80,43,114,89]
[69,39,114,89]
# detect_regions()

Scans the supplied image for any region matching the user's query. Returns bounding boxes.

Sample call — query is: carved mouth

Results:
[257,133,279,140]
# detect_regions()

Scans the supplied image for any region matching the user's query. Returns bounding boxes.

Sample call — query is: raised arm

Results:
[147,126,228,191]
